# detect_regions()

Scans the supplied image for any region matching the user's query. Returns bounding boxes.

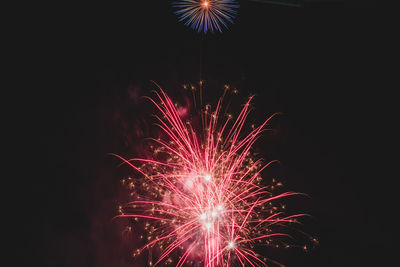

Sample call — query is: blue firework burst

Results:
[173,0,239,34]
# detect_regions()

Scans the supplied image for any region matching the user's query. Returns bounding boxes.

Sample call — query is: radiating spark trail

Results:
[173,0,239,33]
[114,83,312,266]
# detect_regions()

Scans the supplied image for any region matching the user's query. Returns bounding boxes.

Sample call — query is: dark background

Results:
[21,1,395,266]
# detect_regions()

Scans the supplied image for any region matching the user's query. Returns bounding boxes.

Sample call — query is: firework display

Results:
[114,83,311,266]
[173,0,239,33]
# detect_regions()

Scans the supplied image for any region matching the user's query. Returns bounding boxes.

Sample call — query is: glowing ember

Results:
[227,241,235,250]
[114,83,312,266]
[204,174,212,182]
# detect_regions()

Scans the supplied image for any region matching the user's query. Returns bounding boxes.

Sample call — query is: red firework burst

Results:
[113,83,313,266]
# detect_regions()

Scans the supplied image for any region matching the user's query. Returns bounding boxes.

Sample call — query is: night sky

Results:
[22,1,395,266]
